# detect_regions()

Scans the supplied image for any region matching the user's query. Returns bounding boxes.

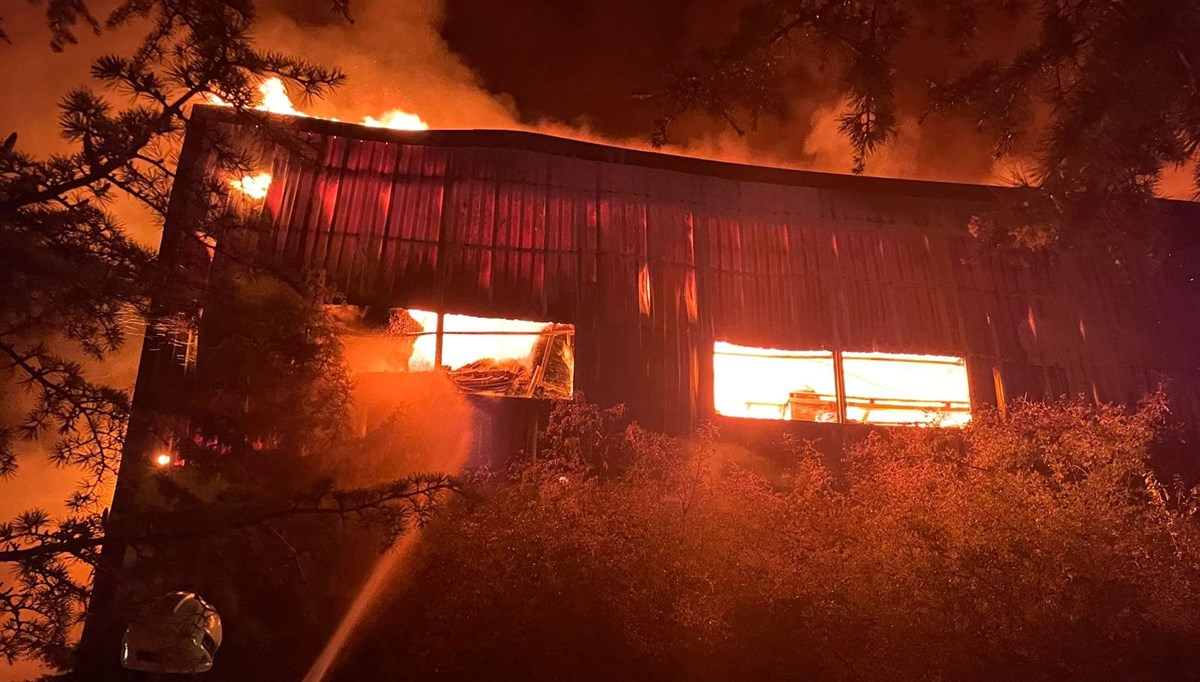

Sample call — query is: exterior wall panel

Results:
[192,109,1200,433]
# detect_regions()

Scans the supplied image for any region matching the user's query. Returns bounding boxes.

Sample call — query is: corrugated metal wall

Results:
[231,119,1200,432]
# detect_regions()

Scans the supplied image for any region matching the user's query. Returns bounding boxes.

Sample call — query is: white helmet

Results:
[121,592,223,674]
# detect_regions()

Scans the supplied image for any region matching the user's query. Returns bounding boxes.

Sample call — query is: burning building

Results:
[143,104,1200,452]
[74,96,1199,679]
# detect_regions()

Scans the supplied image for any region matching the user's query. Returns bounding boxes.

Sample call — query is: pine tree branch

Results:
[0,80,207,214]
[0,479,460,565]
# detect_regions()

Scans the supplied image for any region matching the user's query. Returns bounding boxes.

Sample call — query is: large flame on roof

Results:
[219,77,429,198]
[363,110,429,131]
[255,77,305,117]
[208,77,429,130]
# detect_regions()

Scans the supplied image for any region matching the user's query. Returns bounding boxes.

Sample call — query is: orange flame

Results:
[713,342,972,426]
[229,172,272,199]
[407,310,545,370]
[214,78,429,197]
[206,77,428,130]
[256,77,304,116]
[362,110,429,131]
[339,309,560,376]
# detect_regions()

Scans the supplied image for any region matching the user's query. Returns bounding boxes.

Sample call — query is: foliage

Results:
[1,0,344,493]
[1,262,460,672]
[98,274,460,680]
[647,0,1200,245]
[0,1,460,672]
[645,2,990,166]
[341,394,1200,682]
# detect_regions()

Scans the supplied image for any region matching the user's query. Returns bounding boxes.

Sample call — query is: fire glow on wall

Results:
[219,77,430,201]
[184,101,1200,436]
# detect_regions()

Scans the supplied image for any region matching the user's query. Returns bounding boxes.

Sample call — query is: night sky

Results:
[440,0,722,137]
[4,0,1195,189]
[255,0,1007,182]
[449,0,1199,193]
[436,0,1018,182]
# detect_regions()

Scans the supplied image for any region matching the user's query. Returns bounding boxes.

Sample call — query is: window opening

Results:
[712,343,971,426]
[841,352,971,426]
[340,307,574,399]
[713,342,838,421]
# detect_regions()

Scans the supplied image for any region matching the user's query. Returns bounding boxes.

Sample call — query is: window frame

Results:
[712,342,971,427]
[417,310,576,399]
[337,306,576,400]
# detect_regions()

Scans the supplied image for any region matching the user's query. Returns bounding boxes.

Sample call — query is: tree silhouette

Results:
[0,1,457,672]
[647,0,1200,245]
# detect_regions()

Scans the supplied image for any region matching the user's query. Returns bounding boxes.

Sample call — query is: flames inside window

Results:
[713,342,838,421]
[842,352,970,426]
[339,307,574,399]
[713,343,970,426]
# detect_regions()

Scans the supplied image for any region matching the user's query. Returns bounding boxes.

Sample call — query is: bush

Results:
[341,395,1200,682]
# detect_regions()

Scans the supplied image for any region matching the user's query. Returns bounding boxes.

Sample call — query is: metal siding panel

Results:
[231,124,1200,427]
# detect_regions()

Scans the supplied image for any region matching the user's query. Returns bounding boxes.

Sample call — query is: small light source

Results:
[153,453,173,468]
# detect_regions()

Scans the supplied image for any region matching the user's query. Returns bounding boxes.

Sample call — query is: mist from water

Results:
[300,365,473,682]
[301,532,418,682]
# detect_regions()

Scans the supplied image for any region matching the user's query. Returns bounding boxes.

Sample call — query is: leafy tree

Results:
[646,0,1200,245]
[338,394,1200,682]
[0,1,458,673]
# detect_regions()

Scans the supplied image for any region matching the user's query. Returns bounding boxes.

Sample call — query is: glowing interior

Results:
[842,352,971,426]
[713,342,837,421]
[713,343,971,426]
[405,310,547,371]
[334,308,574,399]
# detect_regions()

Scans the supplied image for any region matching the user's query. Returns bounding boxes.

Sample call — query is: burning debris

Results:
[335,306,574,400]
[448,322,574,398]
